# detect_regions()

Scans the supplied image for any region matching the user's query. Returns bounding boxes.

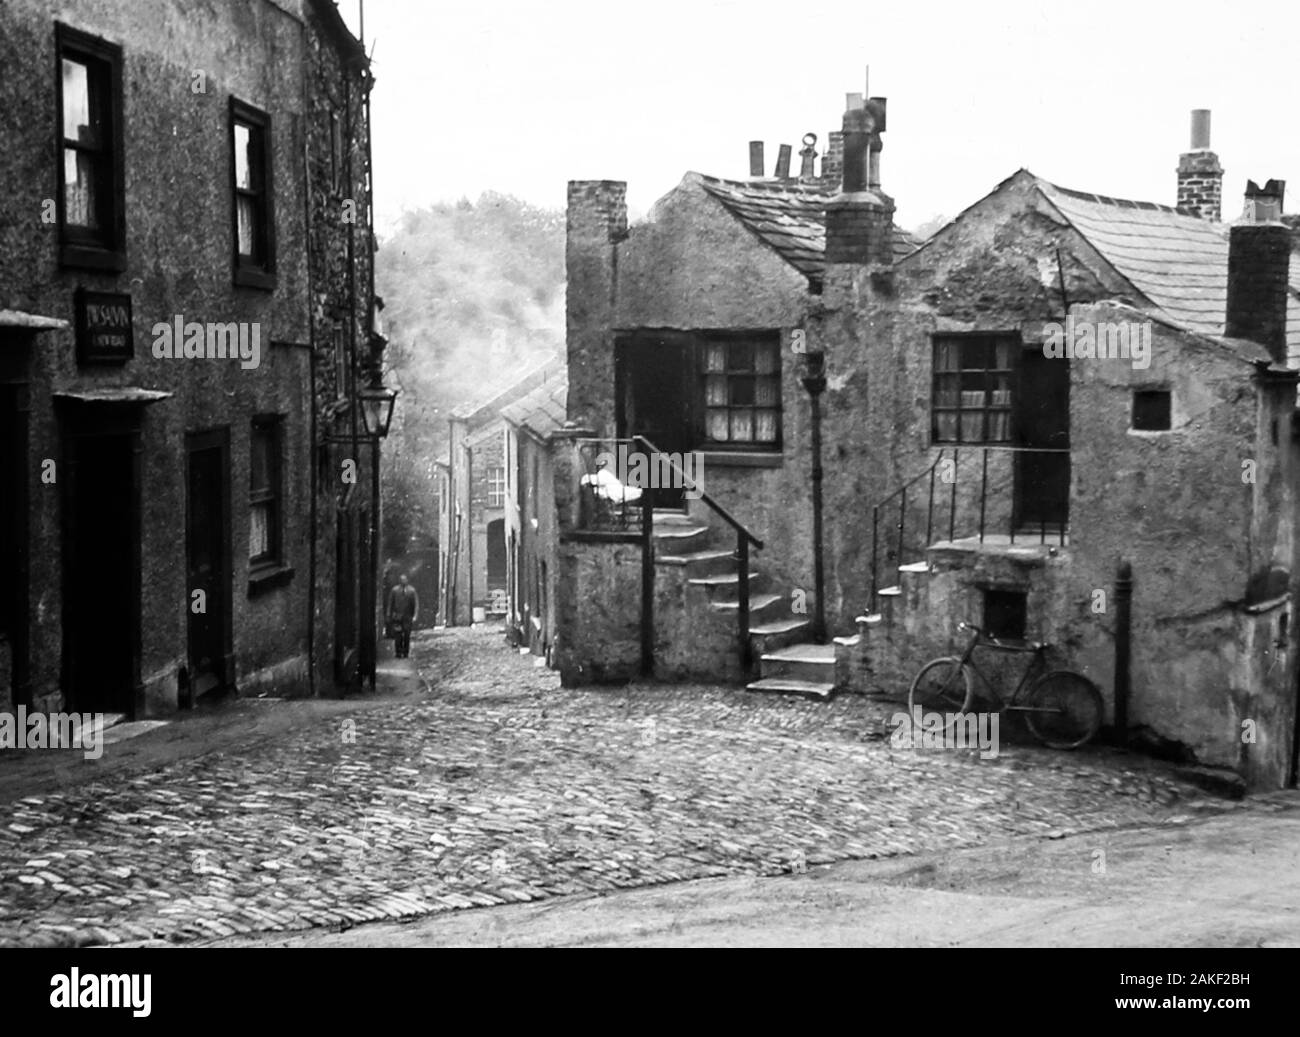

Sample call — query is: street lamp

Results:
[801,348,827,644]
[358,378,398,439]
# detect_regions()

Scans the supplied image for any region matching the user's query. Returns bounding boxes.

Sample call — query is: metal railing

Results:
[575,438,645,533]
[869,446,1070,613]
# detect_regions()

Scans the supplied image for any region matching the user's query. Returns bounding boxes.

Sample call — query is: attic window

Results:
[1131,389,1171,431]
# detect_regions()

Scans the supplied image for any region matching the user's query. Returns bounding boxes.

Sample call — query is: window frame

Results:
[248,416,283,572]
[55,23,126,271]
[229,97,276,290]
[487,466,506,509]
[698,331,783,451]
[930,332,1018,446]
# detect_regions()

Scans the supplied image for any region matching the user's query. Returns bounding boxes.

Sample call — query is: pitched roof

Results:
[451,354,564,424]
[499,373,568,437]
[1034,176,1300,363]
[692,174,919,286]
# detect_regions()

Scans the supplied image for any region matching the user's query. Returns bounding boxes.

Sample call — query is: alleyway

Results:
[0,628,1236,947]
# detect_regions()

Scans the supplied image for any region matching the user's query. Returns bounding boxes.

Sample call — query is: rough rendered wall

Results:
[1,0,316,713]
[572,177,817,609]
[818,171,1135,628]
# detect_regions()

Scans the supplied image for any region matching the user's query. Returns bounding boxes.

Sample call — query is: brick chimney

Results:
[1226,179,1291,364]
[1177,109,1223,220]
[820,131,843,189]
[825,94,895,266]
[566,181,628,434]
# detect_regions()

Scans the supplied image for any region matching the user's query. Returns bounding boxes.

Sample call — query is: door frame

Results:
[59,402,145,718]
[614,331,694,511]
[185,427,234,696]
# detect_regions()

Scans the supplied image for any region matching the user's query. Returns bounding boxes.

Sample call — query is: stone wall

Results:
[0,0,375,713]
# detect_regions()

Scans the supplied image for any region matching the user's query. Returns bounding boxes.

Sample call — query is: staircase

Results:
[651,512,837,698]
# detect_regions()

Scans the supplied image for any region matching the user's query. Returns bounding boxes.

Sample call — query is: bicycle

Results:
[907,621,1104,750]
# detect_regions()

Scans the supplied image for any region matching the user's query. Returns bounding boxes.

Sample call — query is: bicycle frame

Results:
[954,623,1051,712]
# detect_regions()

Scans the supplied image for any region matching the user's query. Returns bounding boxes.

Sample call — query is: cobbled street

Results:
[0,627,1229,948]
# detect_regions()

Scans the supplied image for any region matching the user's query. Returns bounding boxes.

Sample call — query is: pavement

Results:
[0,626,1270,948]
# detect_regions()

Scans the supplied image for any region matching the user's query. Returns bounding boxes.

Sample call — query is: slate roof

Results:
[451,354,564,424]
[692,173,919,286]
[499,373,568,437]
[1034,176,1300,364]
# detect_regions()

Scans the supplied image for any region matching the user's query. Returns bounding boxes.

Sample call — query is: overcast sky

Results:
[340,0,1298,233]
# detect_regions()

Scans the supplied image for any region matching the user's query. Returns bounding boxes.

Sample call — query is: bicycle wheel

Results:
[907,657,974,718]
[1025,670,1103,749]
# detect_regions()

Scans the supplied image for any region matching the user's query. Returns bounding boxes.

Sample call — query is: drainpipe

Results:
[298,13,316,698]
[802,349,828,643]
[1114,559,1132,745]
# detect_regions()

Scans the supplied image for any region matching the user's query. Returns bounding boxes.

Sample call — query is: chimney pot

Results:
[775,144,793,180]
[1190,109,1211,150]
[1243,178,1286,223]
[799,133,818,180]
[749,141,765,178]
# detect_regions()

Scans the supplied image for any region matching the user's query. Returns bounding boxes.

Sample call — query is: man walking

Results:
[386,573,419,659]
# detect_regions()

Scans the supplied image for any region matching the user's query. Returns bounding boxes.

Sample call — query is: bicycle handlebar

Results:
[959,621,1047,651]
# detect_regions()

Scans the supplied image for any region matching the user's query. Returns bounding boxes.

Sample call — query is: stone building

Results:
[559,89,1300,788]
[438,356,563,626]
[0,0,385,719]
[500,373,566,659]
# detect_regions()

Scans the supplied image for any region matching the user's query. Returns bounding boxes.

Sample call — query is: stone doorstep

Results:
[687,571,761,588]
[761,643,837,664]
[744,677,836,700]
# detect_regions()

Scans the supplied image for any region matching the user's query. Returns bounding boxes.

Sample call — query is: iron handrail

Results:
[633,436,764,549]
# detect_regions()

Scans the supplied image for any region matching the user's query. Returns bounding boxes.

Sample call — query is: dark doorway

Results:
[0,381,27,707]
[186,431,232,700]
[1014,346,1070,531]
[616,333,693,510]
[65,432,135,714]
[335,504,359,684]
[486,518,507,613]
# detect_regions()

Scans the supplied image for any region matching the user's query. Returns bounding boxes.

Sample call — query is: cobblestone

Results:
[0,627,1221,947]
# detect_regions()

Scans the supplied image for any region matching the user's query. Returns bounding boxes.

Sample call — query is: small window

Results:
[56,25,125,270]
[983,588,1027,641]
[487,466,506,508]
[701,334,782,447]
[230,98,275,288]
[249,418,282,567]
[932,334,1016,444]
[1132,389,1171,431]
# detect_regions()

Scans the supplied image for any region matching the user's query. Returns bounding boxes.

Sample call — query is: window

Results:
[1131,389,1171,431]
[249,419,282,567]
[932,335,1015,444]
[487,466,506,508]
[230,98,275,288]
[56,25,125,270]
[983,588,1027,641]
[701,335,781,447]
